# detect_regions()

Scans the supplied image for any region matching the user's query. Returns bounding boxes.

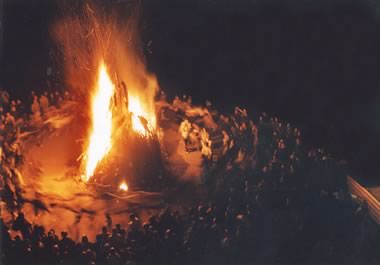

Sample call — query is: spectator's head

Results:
[61,231,68,239]
[110,246,116,255]
[17,212,25,219]
[129,214,136,221]
[142,222,150,232]
[81,235,89,244]
[52,244,59,255]
[104,242,110,249]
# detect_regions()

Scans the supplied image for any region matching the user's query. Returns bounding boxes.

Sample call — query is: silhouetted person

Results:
[12,212,32,240]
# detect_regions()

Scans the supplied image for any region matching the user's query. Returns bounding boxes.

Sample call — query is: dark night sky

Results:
[1,0,380,179]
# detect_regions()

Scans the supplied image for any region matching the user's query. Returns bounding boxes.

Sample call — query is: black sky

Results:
[1,0,380,179]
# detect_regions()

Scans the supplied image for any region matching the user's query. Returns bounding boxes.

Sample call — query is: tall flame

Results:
[82,62,114,182]
[53,3,159,183]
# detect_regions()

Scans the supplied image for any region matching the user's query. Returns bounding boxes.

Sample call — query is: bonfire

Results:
[0,2,258,239]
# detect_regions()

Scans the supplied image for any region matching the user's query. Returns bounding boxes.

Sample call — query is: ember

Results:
[119,182,128,191]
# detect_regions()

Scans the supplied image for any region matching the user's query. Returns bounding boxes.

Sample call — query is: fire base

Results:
[88,133,165,192]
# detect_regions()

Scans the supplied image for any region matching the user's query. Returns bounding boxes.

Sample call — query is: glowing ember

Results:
[128,95,156,136]
[119,182,128,191]
[82,62,114,182]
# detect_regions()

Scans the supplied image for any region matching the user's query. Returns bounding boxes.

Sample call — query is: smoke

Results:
[51,0,159,122]
[51,0,160,179]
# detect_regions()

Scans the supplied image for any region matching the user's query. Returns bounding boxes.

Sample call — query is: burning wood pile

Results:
[77,60,160,190]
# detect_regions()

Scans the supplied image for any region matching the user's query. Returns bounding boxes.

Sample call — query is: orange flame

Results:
[128,95,156,136]
[82,62,114,182]
[119,182,128,191]
[81,61,158,182]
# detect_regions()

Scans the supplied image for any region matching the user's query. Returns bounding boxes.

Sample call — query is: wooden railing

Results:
[347,176,380,224]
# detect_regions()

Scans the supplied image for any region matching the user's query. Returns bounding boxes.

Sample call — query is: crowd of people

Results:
[0,89,75,217]
[1,90,380,265]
